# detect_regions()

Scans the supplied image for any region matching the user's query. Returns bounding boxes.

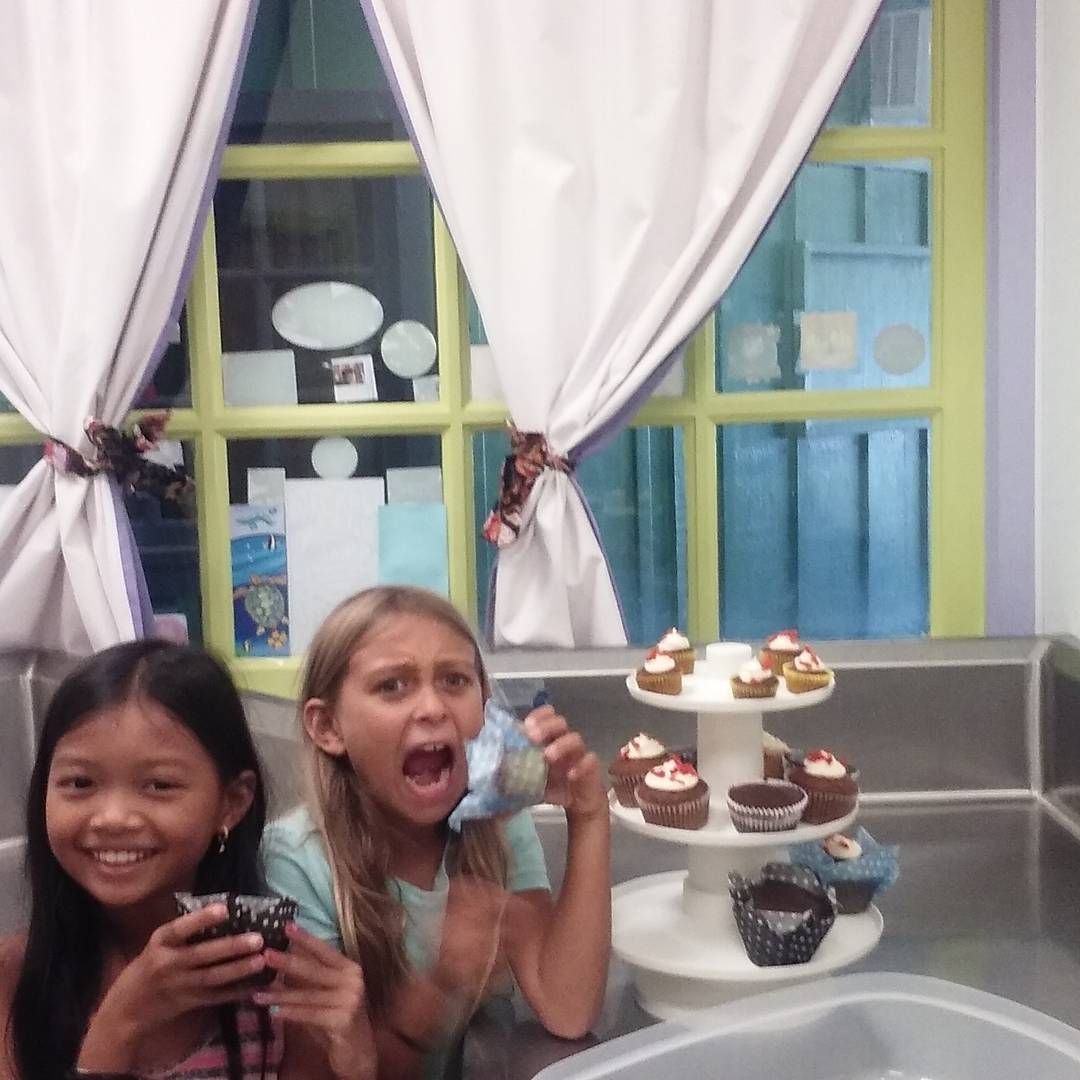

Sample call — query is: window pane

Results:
[126,443,201,644]
[215,177,436,406]
[826,0,931,128]
[715,160,930,393]
[134,307,191,409]
[473,426,687,644]
[232,0,407,143]
[227,434,444,657]
[718,419,929,640]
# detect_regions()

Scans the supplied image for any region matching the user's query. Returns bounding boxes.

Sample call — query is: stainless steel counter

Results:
[465,798,1080,1079]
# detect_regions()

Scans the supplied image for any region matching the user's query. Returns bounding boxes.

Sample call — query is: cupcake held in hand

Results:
[788,748,859,825]
[782,648,833,694]
[635,648,682,695]
[760,629,802,675]
[635,755,710,830]
[655,627,696,674]
[608,732,668,808]
[789,827,899,914]
[730,658,779,699]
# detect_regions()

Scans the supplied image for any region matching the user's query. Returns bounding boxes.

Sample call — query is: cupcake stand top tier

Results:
[609,659,882,1021]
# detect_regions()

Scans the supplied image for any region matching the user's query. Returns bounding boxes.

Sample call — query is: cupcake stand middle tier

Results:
[610,671,882,1021]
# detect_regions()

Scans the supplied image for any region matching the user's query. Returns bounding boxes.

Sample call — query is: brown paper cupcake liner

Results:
[660,647,696,675]
[799,789,858,825]
[611,774,644,808]
[730,676,779,699]
[760,647,800,675]
[636,786,710,830]
[636,669,682,695]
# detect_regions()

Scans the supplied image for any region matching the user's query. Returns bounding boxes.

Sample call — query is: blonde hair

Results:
[298,586,508,1018]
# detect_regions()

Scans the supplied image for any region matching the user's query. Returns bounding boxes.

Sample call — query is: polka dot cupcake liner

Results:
[728,863,837,967]
[176,891,299,986]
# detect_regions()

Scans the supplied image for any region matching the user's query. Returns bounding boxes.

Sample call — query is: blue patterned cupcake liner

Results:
[788,826,899,913]
[729,863,837,967]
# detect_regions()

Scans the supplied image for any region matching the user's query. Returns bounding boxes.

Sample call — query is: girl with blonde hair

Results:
[263,587,610,1079]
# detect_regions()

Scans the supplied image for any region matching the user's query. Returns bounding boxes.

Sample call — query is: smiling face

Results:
[306,612,485,830]
[45,698,253,918]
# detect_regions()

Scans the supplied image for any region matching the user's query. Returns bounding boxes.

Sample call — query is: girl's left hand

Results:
[523,705,607,821]
[257,924,376,1080]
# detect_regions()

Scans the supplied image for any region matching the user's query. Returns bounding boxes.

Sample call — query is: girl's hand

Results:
[257,924,375,1080]
[523,706,607,822]
[79,904,265,1069]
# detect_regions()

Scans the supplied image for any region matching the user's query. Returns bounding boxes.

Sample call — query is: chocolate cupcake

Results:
[730,658,778,700]
[781,648,833,694]
[176,892,299,986]
[726,780,808,832]
[608,732,668,808]
[655,627,696,674]
[762,731,791,779]
[635,756,710,830]
[759,629,802,675]
[789,827,900,914]
[635,649,682,695]
[729,863,837,967]
[788,749,859,825]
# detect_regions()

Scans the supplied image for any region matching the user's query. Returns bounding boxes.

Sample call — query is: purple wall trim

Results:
[985,0,1037,635]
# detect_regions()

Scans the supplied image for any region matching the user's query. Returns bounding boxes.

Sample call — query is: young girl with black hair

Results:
[0,639,376,1080]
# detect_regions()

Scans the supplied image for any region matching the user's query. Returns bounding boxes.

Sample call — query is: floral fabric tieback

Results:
[43,412,195,513]
[482,424,571,548]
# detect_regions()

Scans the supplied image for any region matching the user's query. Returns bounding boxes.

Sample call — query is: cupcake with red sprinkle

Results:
[782,648,833,694]
[635,648,682,695]
[635,756,710,830]
[760,629,803,675]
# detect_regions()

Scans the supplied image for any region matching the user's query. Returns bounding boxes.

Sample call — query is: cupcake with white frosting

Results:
[655,627,696,674]
[730,658,779,699]
[634,756,710,830]
[760,629,803,675]
[782,648,833,694]
[608,732,668,808]
[789,826,900,914]
[635,648,682,695]
[762,731,791,779]
[787,748,859,824]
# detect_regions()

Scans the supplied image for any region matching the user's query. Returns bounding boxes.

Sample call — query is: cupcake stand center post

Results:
[611,663,883,1021]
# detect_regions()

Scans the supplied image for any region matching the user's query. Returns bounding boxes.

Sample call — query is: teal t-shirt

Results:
[261,805,550,1077]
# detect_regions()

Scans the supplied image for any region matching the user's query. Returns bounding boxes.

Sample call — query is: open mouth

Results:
[402,742,455,798]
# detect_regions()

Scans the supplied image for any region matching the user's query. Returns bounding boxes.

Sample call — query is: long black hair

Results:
[8,639,270,1080]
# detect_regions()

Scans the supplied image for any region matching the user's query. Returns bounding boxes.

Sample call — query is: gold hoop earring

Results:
[216,826,229,855]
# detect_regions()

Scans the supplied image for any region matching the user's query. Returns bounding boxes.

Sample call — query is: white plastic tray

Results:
[534,973,1080,1079]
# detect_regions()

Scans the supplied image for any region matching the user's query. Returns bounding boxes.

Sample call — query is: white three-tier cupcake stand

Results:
[609,658,883,1021]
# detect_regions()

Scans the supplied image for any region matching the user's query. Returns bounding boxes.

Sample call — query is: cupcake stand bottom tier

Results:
[613,673,883,1020]
[612,871,882,1020]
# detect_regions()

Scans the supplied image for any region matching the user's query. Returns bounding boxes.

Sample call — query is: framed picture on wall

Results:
[331,353,378,403]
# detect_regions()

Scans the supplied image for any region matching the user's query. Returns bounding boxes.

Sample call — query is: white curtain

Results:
[0,0,255,654]
[362,0,881,646]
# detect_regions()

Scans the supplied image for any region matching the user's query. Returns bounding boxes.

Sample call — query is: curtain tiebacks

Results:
[482,424,571,547]
[43,413,195,512]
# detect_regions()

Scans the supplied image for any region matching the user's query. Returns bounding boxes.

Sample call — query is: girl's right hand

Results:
[79,903,266,1068]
